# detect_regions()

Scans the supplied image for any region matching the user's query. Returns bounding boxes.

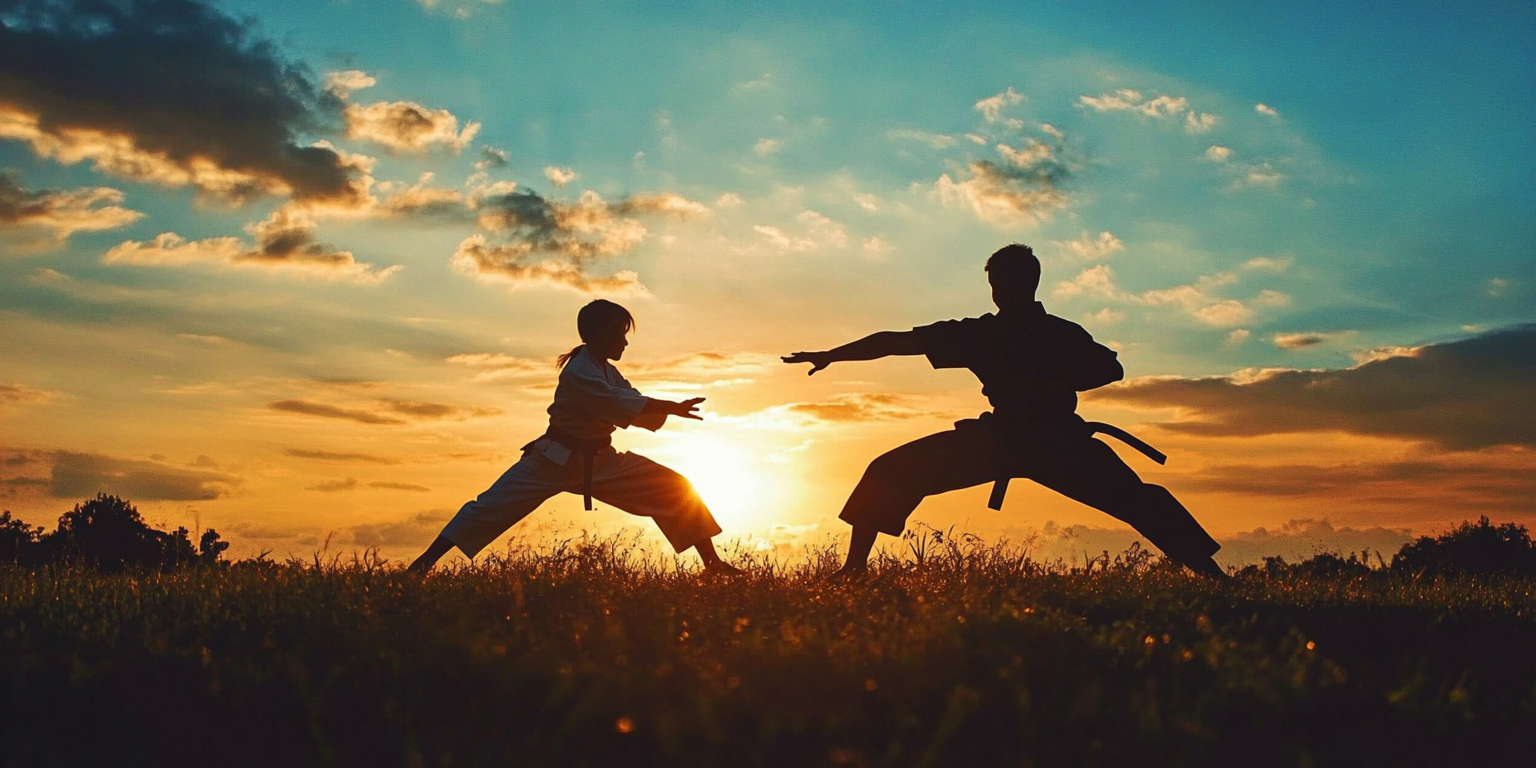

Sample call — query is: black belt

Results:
[986,421,1167,510]
[528,427,611,511]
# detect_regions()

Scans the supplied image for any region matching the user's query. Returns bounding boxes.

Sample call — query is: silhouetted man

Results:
[784,244,1224,577]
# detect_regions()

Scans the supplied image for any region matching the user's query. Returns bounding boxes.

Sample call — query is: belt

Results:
[986,421,1167,510]
[529,427,612,511]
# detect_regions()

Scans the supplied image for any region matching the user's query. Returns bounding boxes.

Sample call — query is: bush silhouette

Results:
[1391,516,1536,576]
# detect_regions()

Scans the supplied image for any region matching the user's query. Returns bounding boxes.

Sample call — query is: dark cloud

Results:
[369,481,430,492]
[269,399,406,425]
[306,477,358,492]
[452,188,708,294]
[268,398,501,425]
[475,145,509,170]
[785,393,930,423]
[283,448,399,464]
[3,476,47,487]
[934,131,1073,225]
[343,100,478,154]
[1087,326,1536,450]
[103,207,401,282]
[49,451,240,500]
[0,0,361,204]
[0,170,141,241]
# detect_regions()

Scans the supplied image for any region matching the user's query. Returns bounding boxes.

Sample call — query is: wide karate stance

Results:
[410,299,741,574]
[784,244,1224,578]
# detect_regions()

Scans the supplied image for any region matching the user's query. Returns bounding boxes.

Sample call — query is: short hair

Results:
[985,243,1040,287]
[576,298,635,344]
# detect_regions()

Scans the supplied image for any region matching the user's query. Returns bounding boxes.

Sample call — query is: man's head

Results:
[985,243,1041,312]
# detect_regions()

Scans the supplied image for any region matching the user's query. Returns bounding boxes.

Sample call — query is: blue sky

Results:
[1,0,1532,563]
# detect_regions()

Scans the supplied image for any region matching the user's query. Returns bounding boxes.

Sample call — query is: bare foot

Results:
[828,564,868,582]
[703,560,746,577]
[1185,556,1228,580]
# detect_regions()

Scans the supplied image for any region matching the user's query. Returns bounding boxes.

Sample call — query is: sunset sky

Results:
[2,0,1532,565]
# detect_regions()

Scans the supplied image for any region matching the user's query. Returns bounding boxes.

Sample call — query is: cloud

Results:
[349,509,452,548]
[0,0,365,205]
[283,448,399,464]
[475,145,510,170]
[974,87,1024,126]
[1273,331,1352,350]
[624,351,779,389]
[342,99,480,154]
[0,171,142,242]
[1078,89,1189,117]
[321,70,375,99]
[371,481,431,492]
[447,352,550,382]
[1255,103,1280,117]
[543,166,578,187]
[0,382,58,405]
[1053,265,1289,327]
[103,208,402,283]
[1184,112,1219,133]
[933,138,1071,226]
[269,399,406,425]
[1086,326,1536,450]
[754,138,783,156]
[269,397,499,425]
[451,188,708,294]
[1205,145,1233,162]
[1052,231,1123,260]
[307,477,358,492]
[783,393,929,423]
[49,450,241,501]
[887,129,958,149]
[1215,519,1413,565]
[415,0,503,20]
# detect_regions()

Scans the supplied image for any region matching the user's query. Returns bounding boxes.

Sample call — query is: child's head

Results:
[565,299,635,364]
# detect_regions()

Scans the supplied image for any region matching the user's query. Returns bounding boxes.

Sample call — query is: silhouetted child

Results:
[784,244,1224,578]
[410,299,742,574]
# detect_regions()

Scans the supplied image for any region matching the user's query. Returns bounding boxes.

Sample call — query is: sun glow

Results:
[654,432,781,531]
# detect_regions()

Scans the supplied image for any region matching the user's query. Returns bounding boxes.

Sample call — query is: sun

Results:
[658,433,775,530]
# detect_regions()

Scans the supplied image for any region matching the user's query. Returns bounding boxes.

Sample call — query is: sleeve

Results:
[911,318,979,370]
[1053,320,1124,391]
[561,359,649,428]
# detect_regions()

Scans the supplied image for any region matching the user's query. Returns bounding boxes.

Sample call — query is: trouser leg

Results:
[837,428,999,537]
[439,453,562,559]
[1030,439,1220,565]
[588,451,723,553]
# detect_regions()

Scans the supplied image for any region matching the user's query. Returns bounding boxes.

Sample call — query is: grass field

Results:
[3,533,1534,768]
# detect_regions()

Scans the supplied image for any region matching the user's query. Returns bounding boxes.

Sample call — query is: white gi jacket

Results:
[528,347,665,466]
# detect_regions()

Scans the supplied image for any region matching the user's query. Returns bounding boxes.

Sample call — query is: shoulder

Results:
[1042,312,1095,342]
[913,313,995,337]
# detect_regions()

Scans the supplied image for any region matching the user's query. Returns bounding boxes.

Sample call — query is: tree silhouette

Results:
[37,494,227,571]
[0,510,44,565]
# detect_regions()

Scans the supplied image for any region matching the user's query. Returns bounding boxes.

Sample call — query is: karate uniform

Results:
[837,301,1221,567]
[440,347,722,559]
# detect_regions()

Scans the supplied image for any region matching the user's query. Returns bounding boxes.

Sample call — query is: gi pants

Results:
[441,446,723,559]
[838,417,1220,564]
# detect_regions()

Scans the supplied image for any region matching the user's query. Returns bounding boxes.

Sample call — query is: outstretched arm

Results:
[782,330,925,376]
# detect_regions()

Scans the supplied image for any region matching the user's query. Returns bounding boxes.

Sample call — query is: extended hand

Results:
[782,351,834,375]
[671,397,705,420]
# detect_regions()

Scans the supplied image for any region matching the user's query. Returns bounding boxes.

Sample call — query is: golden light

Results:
[653,432,779,531]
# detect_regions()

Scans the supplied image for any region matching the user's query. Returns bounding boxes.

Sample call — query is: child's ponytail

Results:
[555,344,584,369]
